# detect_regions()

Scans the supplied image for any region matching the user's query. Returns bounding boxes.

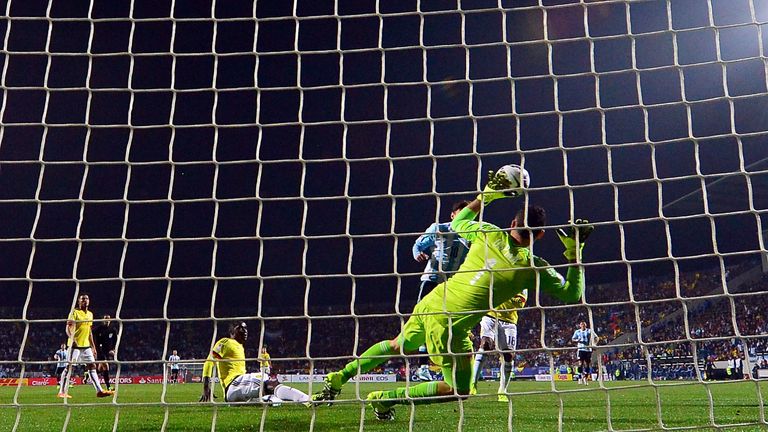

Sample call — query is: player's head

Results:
[103,314,111,325]
[77,294,90,310]
[261,345,267,353]
[172,350,177,355]
[230,321,248,343]
[510,205,546,245]
[60,343,66,349]
[449,200,470,220]
[579,321,587,330]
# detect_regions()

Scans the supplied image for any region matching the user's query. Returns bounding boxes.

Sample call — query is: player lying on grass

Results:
[199,322,311,404]
[312,170,593,420]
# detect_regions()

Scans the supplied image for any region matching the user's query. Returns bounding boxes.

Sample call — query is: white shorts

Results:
[69,347,95,364]
[479,316,517,351]
[226,372,266,402]
[261,366,271,376]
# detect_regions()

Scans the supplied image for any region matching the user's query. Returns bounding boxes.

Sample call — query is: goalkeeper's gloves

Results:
[476,170,516,205]
[557,219,594,261]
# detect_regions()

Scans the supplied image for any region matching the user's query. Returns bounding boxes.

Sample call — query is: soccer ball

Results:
[496,164,530,197]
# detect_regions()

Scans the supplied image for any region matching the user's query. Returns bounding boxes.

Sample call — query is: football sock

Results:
[471,348,485,385]
[340,341,396,383]
[58,368,69,394]
[274,384,310,402]
[89,369,104,392]
[101,370,111,389]
[499,362,513,393]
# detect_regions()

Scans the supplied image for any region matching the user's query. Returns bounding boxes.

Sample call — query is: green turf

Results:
[0,380,767,431]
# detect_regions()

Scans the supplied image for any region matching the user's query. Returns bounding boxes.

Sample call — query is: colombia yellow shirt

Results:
[211,337,246,387]
[259,352,271,368]
[487,289,527,325]
[68,309,93,348]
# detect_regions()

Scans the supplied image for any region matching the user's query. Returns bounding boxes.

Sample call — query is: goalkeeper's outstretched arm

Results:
[537,258,585,304]
[538,219,595,304]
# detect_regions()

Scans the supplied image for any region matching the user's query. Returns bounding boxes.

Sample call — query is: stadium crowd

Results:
[1,260,766,382]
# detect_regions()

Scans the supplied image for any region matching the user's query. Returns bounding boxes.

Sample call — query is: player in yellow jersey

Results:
[259,346,272,376]
[58,294,114,399]
[471,289,527,401]
[199,322,310,404]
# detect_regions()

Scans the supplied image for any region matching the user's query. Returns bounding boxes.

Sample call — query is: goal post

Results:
[0,0,767,431]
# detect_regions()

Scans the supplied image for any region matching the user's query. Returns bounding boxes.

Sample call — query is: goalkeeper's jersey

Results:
[487,289,527,325]
[210,337,246,388]
[419,207,584,333]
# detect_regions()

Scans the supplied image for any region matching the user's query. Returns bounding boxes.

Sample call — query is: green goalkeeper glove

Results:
[557,219,594,261]
[476,170,515,205]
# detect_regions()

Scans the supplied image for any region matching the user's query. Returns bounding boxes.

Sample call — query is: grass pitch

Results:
[0,380,766,431]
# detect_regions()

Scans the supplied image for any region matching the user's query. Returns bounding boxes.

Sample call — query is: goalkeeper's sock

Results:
[88,369,104,392]
[381,381,441,406]
[274,384,310,403]
[340,341,396,384]
[471,348,485,385]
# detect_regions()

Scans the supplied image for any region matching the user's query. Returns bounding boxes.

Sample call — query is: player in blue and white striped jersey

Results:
[412,200,472,369]
[412,200,471,301]
[54,343,68,386]
[571,321,597,385]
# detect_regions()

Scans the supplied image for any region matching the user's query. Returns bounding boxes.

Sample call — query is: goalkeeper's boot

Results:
[497,393,509,403]
[311,371,343,405]
[469,382,477,396]
[366,391,395,421]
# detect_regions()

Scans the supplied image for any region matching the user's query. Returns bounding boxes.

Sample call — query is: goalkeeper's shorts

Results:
[398,303,473,391]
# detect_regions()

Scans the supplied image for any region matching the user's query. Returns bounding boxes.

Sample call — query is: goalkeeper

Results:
[312,170,594,420]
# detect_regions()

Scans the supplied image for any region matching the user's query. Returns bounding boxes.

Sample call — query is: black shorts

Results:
[578,351,592,363]
[97,348,114,361]
[56,366,66,377]
[170,369,179,377]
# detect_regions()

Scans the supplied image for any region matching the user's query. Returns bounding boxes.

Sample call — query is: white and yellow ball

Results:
[496,164,530,197]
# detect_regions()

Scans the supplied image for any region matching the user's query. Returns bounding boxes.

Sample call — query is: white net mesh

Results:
[0,0,767,431]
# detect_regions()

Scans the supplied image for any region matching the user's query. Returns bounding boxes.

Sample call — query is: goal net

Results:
[0,0,767,431]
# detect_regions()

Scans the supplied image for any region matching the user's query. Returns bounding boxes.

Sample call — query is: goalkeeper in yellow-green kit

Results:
[312,169,594,420]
